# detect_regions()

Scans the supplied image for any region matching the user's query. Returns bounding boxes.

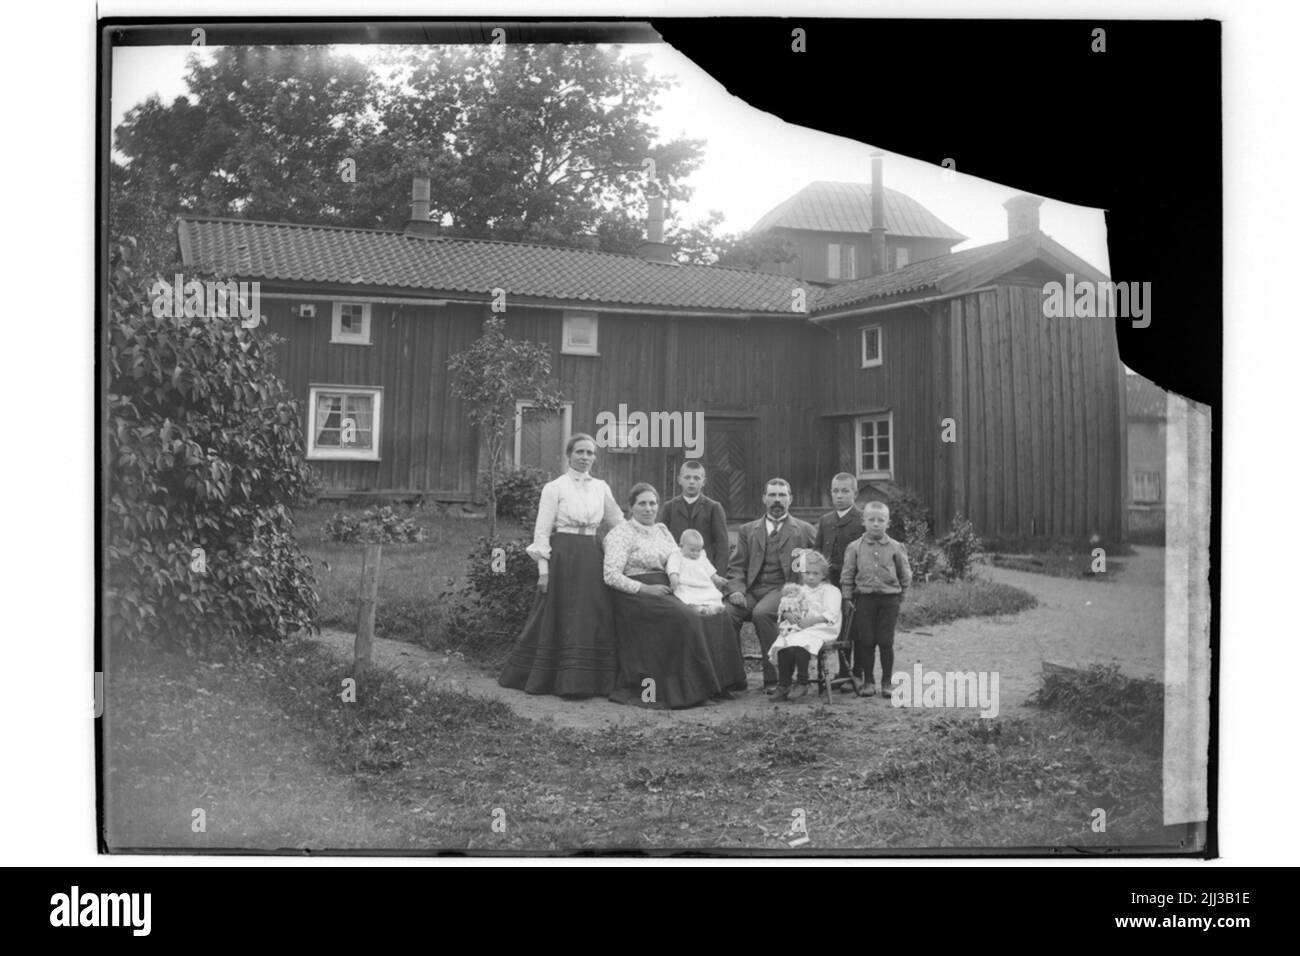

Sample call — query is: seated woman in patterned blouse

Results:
[602,482,748,708]
[498,433,625,699]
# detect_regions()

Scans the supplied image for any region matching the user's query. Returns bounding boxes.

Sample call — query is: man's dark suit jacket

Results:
[725,514,817,597]
[814,506,865,582]
[657,493,730,571]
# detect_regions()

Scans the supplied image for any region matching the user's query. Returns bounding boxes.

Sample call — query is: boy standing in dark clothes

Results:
[657,460,731,571]
[814,472,865,686]
[813,473,865,588]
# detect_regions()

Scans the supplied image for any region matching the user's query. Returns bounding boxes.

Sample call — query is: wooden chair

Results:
[814,600,860,703]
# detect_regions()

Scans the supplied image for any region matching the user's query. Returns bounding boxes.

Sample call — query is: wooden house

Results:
[176,177,1125,540]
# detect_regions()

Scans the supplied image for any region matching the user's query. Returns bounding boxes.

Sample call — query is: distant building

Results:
[748,155,967,282]
[1126,373,1167,534]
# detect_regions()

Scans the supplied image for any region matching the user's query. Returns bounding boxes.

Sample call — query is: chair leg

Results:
[820,651,833,704]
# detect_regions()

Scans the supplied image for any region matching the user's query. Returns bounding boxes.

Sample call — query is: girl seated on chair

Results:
[768,550,842,701]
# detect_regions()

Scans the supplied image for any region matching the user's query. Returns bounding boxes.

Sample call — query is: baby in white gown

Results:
[668,529,727,615]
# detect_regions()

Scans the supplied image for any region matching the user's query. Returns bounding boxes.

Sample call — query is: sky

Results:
[111,41,1109,272]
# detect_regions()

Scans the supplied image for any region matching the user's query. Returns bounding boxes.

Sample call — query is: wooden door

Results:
[703,418,760,520]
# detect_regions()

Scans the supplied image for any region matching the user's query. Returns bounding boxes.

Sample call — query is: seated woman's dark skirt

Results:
[498,534,616,698]
[608,572,747,709]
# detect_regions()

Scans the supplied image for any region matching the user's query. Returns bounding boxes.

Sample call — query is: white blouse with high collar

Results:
[526,469,624,574]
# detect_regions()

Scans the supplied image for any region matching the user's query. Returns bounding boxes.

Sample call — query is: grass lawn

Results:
[103,637,1171,853]
[982,535,1136,580]
[295,505,1038,657]
[294,503,529,645]
[900,576,1037,629]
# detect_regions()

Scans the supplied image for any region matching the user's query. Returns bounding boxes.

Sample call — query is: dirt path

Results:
[308,546,1165,732]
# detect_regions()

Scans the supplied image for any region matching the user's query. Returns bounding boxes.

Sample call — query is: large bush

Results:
[443,536,538,658]
[484,466,550,526]
[106,240,318,650]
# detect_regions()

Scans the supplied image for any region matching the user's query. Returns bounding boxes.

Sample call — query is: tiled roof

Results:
[812,231,1110,315]
[178,215,1102,319]
[750,181,968,242]
[177,217,811,315]
[1126,374,1167,419]
[813,236,1030,312]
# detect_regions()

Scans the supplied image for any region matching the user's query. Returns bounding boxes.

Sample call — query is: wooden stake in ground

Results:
[354,542,382,677]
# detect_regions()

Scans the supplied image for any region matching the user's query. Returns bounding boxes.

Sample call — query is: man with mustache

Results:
[725,478,818,693]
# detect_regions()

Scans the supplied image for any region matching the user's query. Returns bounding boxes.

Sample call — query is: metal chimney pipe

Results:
[647,194,665,244]
[870,152,887,276]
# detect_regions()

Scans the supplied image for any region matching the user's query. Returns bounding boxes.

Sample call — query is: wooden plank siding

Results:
[257,270,1122,540]
[935,284,1122,540]
[260,296,483,495]
[813,306,935,510]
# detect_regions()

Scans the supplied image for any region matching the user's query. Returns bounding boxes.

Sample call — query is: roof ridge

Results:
[178,214,403,237]
[180,213,817,280]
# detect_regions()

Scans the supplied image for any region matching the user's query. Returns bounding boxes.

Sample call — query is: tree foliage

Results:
[447,316,563,540]
[112,44,707,252]
[106,239,319,650]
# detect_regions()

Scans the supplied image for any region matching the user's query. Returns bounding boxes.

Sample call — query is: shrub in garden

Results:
[442,537,538,657]
[883,487,931,542]
[485,466,550,526]
[106,240,318,651]
[901,515,940,582]
[323,506,426,544]
[937,514,983,580]
[1027,664,1163,755]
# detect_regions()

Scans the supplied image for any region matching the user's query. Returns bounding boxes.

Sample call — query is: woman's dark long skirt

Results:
[608,572,744,708]
[498,534,616,698]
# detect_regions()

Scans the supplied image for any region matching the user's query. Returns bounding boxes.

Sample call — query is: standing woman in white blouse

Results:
[498,434,625,698]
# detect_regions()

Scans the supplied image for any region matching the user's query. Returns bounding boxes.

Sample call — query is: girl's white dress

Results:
[767,582,843,663]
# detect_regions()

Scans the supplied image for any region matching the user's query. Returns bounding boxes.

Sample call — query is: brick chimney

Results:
[637,193,676,263]
[404,175,439,237]
[870,152,887,276]
[1003,194,1044,238]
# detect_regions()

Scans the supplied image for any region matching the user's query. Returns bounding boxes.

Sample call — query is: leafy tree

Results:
[106,238,319,651]
[448,315,563,540]
[112,44,707,252]
[113,45,378,225]
[667,210,799,271]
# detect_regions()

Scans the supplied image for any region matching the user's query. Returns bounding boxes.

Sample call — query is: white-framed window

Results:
[331,301,372,344]
[514,400,574,469]
[895,247,910,269]
[562,310,599,355]
[307,386,382,460]
[1132,470,1162,503]
[854,412,893,480]
[828,243,857,281]
[860,324,883,368]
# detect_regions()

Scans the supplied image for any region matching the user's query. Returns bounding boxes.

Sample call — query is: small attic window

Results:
[828,243,857,281]
[562,310,599,355]
[331,302,372,344]
[860,325,883,369]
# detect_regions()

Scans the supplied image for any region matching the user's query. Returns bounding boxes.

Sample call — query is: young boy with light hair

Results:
[840,500,912,698]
